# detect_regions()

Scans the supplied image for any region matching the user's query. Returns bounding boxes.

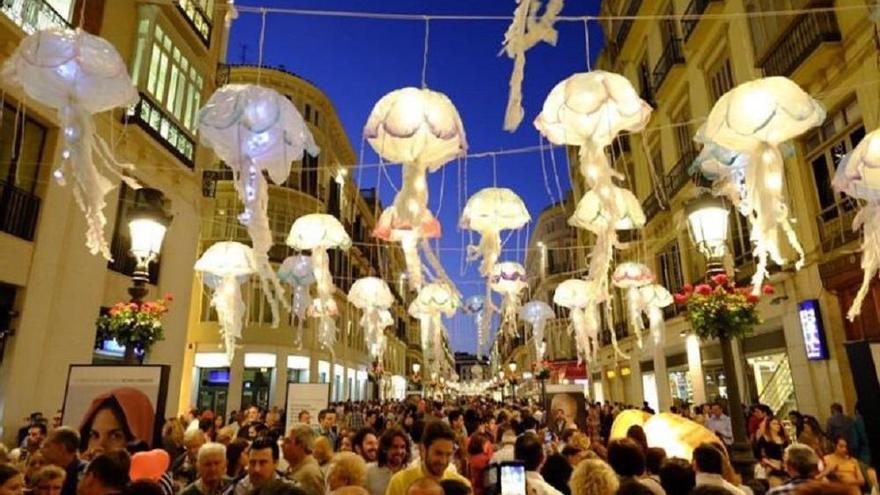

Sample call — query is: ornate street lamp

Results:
[507,362,519,402]
[685,191,754,475]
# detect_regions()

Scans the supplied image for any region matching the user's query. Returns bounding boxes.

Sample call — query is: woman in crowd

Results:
[30,466,65,495]
[0,465,24,495]
[798,416,828,459]
[326,452,367,493]
[338,429,354,453]
[224,439,249,480]
[23,451,45,487]
[313,436,335,477]
[465,432,492,495]
[821,437,865,495]
[568,458,618,495]
[161,419,185,460]
[756,416,789,483]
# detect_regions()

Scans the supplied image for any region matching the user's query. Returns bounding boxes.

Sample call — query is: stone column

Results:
[227,351,244,414]
[687,334,707,405]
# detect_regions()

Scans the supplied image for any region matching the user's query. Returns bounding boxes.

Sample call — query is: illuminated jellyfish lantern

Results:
[348,277,394,361]
[460,188,531,276]
[365,87,467,290]
[463,295,490,358]
[408,283,459,371]
[535,71,652,301]
[833,128,880,320]
[194,242,257,361]
[520,301,554,361]
[199,84,319,326]
[286,214,351,354]
[702,76,825,293]
[277,255,314,348]
[369,309,395,361]
[3,28,140,259]
[490,262,528,335]
[611,262,654,349]
[553,279,601,364]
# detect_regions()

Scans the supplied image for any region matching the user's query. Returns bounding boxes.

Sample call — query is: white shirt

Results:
[705,415,733,445]
[694,473,746,495]
[526,471,564,495]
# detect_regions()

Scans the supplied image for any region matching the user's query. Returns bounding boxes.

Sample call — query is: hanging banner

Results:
[285,383,330,434]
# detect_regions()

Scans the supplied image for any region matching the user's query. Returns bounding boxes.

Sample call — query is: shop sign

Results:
[798,299,829,360]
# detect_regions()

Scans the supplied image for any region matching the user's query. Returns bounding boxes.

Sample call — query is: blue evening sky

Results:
[229,1,604,352]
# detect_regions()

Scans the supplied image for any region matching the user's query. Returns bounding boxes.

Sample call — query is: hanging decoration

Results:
[611,262,655,349]
[194,242,257,361]
[2,28,140,259]
[286,214,351,355]
[500,0,564,132]
[408,283,459,373]
[461,187,531,276]
[702,76,825,294]
[832,127,880,320]
[535,71,652,302]
[277,255,315,348]
[364,87,467,290]
[553,278,602,364]
[463,295,490,359]
[348,277,395,362]
[199,84,319,326]
[519,300,554,362]
[489,262,528,335]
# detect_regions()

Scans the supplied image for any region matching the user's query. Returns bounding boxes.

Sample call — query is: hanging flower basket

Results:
[673,274,773,341]
[96,294,172,361]
[532,360,551,380]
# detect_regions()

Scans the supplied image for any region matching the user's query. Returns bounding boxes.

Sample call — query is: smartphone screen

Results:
[544,430,553,444]
[499,463,526,495]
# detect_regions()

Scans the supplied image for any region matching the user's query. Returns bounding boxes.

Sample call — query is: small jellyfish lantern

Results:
[194,242,257,361]
[461,188,531,276]
[612,262,673,349]
[3,28,140,259]
[553,278,601,364]
[520,301,554,362]
[277,255,315,348]
[348,277,394,362]
[408,283,459,371]
[490,262,528,336]
[463,295,489,359]
[365,87,467,290]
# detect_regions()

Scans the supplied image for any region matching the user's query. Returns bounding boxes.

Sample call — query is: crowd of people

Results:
[0,398,875,495]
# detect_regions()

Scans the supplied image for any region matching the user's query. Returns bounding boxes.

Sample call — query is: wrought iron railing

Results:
[816,198,860,252]
[128,92,196,169]
[0,179,40,241]
[757,1,841,77]
[177,0,212,46]
[665,148,699,199]
[614,0,643,50]
[681,0,719,41]
[643,192,661,223]
[652,38,685,93]
[0,0,70,34]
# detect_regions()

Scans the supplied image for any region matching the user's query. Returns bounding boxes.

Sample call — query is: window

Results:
[177,0,214,45]
[301,153,320,198]
[804,100,863,220]
[708,56,734,104]
[673,104,694,158]
[746,0,796,57]
[108,184,161,284]
[304,104,312,122]
[656,240,684,293]
[0,104,47,194]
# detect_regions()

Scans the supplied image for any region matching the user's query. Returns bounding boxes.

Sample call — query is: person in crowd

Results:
[172,429,207,487]
[658,458,695,495]
[747,406,768,443]
[549,409,569,439]
[343,407,365,434]
[41,427,85,495]
[338,430,354,453]
[161,419,185,460]
[365,427,410,495]
[617,479,657,495]
[226,437,283,495]
[690,487,735,495]
[606,439,664,495]
[691,444,744,495]
[316,410,338,449]
[223,439,248,480]
[820,437,865,495]
[352,428,378,464]
[312,437,334,477]
[465,432,491,495]
[786,411,804,439]
[77,450,130,495]
[281,426,324,495]
[826,404,855,448]
[626,426,649,453]
[79,388,156,456]
[326,452,367,492]
[385,421,470,495]
[766,444,819,495]
[643,448,666,493]
[23,452,47,487]
[251,480,308,495]
[403,477,443,495]
[705,404,733,447]
[797,416,827,458]
[756,417,790,481]
[447,411,467,439]
[791,481,857,495]
[568,458,618,495]
[12,423,46,464]
[0,465,24,495]
[31,465,65,495]
[439,479,471,495]
[297,412,310,427]
[540,452,573,495]
[851,402,871,466]
[181,443,230,495]
[514,431,562,495]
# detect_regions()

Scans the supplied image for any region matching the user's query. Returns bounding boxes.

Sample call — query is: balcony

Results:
[128,93,196,169]
[652,38,685,94]
[177,0,212,46]
[614,0,643,50]
[664,148,699,199]
[756,1,841,78]
[816,198,860,252]
[642,192,661,223]
[0,180,40,241]
[1,0,70,34]
[681,0,720,42]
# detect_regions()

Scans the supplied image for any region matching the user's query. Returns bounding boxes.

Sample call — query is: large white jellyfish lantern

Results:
[3,28,140,259]
[535,71,652,300]
[348,277,394,362]
[461,188,531,276]
[703,76,825,293]
[490,262,528,335]
[520,301,554,362]
[553,279,601,364]
[286,214,351,354]
[194,242,257,361]
[611,262,654,349]
[199,84,319,325]
[408,283,459,371]
[833,128,880,320]
[277,255,314,348]
[463,295,489,358]
[365,87,467,290]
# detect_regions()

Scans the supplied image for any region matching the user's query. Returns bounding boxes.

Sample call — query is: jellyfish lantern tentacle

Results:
[348,277,394,362]
[520,301,554,362]
[490,262,528,336]
[278,255,315,348]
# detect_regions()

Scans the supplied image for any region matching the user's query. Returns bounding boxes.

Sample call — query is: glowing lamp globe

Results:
[685,193,730,260]
[127,188,171,265]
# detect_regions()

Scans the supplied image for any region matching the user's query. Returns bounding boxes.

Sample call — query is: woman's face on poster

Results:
[88,407,128,453]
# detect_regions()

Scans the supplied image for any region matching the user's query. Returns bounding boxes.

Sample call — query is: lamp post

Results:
[125,188,171,363]
[508,362,518,402]
[685,192,755,476]
[499,370,506,401]
[412,363,422,398]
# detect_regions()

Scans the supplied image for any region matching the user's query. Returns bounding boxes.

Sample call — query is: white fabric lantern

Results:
[489,262,528,336]
[348,277,394,362]
[3,28,139,259]
[277,255,315,348]
[194,242,257,361]
[553,278,601,364]
[364,87,467,290]
[520,301,554,362]
[461,187,531,276]
[463,295,489,359]
[199,84,319,326]
[703,76,825,293]
[612,262,654,349]
[408,283,459,373]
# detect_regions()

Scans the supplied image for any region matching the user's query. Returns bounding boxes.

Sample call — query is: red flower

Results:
[682,283,694,294]
[164,293,174,302]
[128,303,138,310]
[746,294,760,303]
[711,273,729,286]
[762,285,775,295]
[108,309,119,317]
[695,284,713,296]
[673,294,689,305]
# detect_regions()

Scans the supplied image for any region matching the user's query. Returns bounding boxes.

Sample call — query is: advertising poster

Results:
[544,383,587,433]
[285,383,330,434]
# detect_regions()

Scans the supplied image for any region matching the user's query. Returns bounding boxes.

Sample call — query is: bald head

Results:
[406,477,444,495]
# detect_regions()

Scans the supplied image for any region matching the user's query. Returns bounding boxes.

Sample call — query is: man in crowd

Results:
[515,431,563,495]
[767,444,820,495]
[826,403,855,446]
[705,404,733,446]
[549,409,568,439]
[385,421,470,495]
[404,478,443,495]
[226,437,284,495]
[181,443,231,495]
[447,410,466,438]
[353,428,379,464]
[365,427,410,495]
[297,411,311,426]
[77,450,130,495]
[316,409,338,449]
[692,444,744,495]
[282,426,324,495]
[14,422,47,463]
[173,429,207,486]
[606,439,663,495]
[41,426,86,495]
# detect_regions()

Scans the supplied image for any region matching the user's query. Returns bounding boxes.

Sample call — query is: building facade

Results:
[0,0,230,442]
